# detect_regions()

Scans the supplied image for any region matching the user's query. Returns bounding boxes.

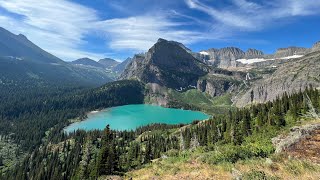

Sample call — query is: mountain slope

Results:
[235,51,320,106]
[120,39,209,89]
[98,58,119,69]
[0,27,63,64]
[0,27,112,87]
[112,57,133,73]
[71,58,105,68]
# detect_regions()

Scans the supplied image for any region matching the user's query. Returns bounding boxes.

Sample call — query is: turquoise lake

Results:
[64,104,210,133]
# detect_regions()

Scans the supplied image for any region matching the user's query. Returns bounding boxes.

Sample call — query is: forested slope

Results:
[4,87,319,179]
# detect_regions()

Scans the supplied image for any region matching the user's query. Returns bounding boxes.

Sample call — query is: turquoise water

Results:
[64,104,209,133]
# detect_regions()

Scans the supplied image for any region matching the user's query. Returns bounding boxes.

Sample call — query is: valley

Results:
[0,25,320,180]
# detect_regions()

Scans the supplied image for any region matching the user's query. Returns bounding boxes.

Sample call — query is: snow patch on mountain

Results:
[237,54,304,64]
[236,58,274,64]
[199,51,209,56]
[279,55,304,60]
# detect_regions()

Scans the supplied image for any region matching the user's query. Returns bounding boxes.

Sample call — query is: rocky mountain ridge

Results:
[120,38,209,89]
[98,58,120,69]
[120,38,320,107]
[312,41,320,52]
[197,42,319,68]
[274,47,309,58]
[71,58,105,68]
[235,50,320,106]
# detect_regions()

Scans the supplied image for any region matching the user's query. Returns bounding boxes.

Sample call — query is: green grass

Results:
[168,89,234,114]
[169,89,213,106]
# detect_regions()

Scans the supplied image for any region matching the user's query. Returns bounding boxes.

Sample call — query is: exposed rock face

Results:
[145,83,169,106]
[198,47,266,68]
[244,48,264,59]
[197,70,245,97]
[312,41,320,52]
[274,47,309,58]
[98,58,119,69]
[218,47,245,68]
[272,123,320,153]
[201,47,246,68]
[235,51,320,106]
[120,39,209,89]
[192,52,210,62]
[197,79,233,97]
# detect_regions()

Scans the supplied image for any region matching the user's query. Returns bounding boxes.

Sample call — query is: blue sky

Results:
[0,0,320,61]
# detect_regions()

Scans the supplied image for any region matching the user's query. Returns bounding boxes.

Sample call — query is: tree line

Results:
[3,87,319,179]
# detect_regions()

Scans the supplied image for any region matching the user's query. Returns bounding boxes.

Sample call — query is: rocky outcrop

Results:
[312,41,320,52]
[198,47,267,68]
[218,47,245,68]
[145,83,169,106]
[272,123,320,153]
[244,48,264,59]
[197,79,233,97]
[120,38,209,89]
[197,72,243,97]
[200,47,246,68]
[196,41,320,69]
[235,51,320,106]
[192,52,210,62]
[274,47,309,58]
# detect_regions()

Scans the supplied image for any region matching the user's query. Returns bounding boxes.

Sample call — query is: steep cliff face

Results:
[120,39,209,89]
[218,47,245,68]
[274,47,309,58]
[197,70,245,98]
[235,51,320,107]
[244,49,264,59]
[200,47,246,68]
[197,78,234,97]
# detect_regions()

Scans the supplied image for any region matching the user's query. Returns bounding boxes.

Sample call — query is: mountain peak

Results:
[0,26,63,64]
[312,41,320,52]
[71,57,104,68]
[98,58,119,69]
[120,39,208,88]
[157,38,168,43]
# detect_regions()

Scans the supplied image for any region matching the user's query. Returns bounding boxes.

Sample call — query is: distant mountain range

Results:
[71,58,106,68]
[1,25,319,108]
[0,27,113,88]
[120,37,320,107]
[195,44,319,68]
[98,58,120,69]
[70,56,133,76]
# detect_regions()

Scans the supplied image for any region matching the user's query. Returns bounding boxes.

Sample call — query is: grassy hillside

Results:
[168,89,234,114]
[127,153,320,179]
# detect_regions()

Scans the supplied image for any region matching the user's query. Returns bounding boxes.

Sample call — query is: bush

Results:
[199,139,275,165]
[242,170,279,180]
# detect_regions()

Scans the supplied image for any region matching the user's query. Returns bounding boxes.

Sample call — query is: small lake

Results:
[64,104,210,133]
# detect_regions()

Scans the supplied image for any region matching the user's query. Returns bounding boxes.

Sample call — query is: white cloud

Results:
[0,0,107,60]
[185,0,320,31]
[96,15,206,51]
[1,0,319,61]
[0,0,209,60]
